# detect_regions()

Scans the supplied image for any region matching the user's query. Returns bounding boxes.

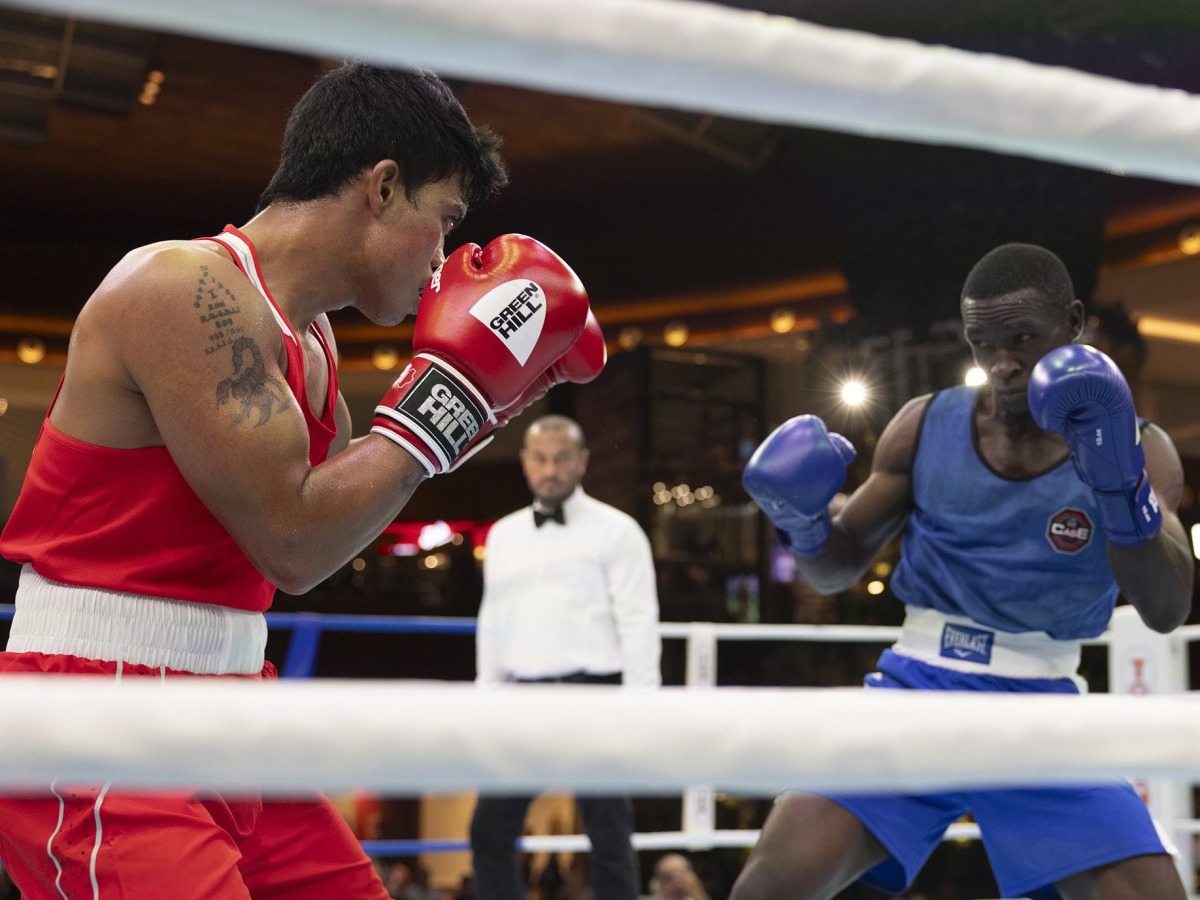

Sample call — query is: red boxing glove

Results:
[442,311,607,472]
[495,309,607,429]
[372,234,590,475]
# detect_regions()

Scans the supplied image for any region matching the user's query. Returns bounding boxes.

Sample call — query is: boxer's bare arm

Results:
[792,397,924,594]
[314,315,354,459]
[328,391,354,457]
[1108,424,1194,632]
[53,242,426,594]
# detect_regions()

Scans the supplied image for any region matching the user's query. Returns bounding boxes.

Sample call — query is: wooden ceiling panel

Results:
[2,3,1200,362]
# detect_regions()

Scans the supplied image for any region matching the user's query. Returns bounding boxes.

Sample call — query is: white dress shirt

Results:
[476,487,662,689]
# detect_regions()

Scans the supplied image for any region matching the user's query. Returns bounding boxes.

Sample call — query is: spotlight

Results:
[964,366,987,387]
[839,379,867,407]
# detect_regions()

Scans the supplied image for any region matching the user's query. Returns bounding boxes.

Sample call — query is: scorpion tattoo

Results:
[215,337,288,426]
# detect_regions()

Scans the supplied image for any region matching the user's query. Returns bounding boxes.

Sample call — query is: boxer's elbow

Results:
[1140,600,1191,635]
[1130,585,1193,634]
[244,539,328,596]
[792,559,860,596]
[269,568,323,596]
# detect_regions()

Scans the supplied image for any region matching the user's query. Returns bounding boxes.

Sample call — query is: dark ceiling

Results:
[4,0,1200,369]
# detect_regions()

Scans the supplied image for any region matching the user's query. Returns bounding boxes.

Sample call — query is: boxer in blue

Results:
[733,243,1194,900]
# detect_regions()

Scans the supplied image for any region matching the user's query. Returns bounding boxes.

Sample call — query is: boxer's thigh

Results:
[0,787,250,899]
[237,795,389,899]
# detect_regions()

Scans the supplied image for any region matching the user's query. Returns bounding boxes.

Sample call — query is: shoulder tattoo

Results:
[195,265,289,426]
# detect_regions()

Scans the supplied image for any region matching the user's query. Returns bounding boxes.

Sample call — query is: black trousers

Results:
[469,792,638,900]
[471,671,636,900]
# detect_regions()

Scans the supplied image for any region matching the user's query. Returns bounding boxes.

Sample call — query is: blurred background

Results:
[2,2,1200,897]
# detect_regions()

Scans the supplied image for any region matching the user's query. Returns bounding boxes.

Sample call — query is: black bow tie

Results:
[534,507,565,528]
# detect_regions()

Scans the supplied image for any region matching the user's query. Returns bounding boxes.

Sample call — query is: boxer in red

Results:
[0,61,603,899]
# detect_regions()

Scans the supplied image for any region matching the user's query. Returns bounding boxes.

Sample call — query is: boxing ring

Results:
[5,0,1200,894]
[12,0,1200,185]
[0,603,1197,892]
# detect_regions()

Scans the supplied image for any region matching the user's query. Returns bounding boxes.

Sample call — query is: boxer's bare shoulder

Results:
[52,239,284,448]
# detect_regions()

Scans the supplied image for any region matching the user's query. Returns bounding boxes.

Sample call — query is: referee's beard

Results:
[532,479,572,509]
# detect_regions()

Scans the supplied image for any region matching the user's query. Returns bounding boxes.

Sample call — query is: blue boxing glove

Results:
[1028,344,1161,546]
[742,415,857,557]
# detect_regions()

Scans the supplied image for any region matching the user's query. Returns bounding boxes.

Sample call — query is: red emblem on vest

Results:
[1047,507,1093,554]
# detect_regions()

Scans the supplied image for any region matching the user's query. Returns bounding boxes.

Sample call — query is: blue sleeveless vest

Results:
[889,386,1118,639]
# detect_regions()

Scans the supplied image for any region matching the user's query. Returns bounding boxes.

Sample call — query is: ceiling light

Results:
[372,345,400,370]
[16,336,45,364]
[663,321,689,347]
[1138,316,1200,345]
[1179,224,1200,255]
[617,325,643,350]
[769,307,796,333]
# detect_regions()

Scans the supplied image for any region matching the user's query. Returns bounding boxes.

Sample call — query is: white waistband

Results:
[8,565,266,675]
[892,605,1083,680]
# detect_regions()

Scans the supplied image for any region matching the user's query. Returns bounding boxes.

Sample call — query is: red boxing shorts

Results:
[0,651,389,900]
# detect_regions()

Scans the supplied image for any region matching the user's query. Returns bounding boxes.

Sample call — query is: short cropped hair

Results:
[256,62,507,212]
[525,414,586,449]
[961,243,1075,309]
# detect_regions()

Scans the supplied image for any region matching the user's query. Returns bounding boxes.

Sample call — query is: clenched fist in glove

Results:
[495,308,606,430]
[1028,344,1161,546]
[372,234,595,475]
[742,415,857,557]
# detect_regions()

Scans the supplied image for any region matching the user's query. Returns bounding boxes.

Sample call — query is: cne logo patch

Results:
[1046,507,1093,554]
[469,280,546,366]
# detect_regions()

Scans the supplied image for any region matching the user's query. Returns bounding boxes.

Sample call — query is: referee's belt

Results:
[513,671,622,685]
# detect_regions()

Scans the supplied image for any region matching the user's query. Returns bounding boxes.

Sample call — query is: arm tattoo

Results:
[215,337,289,426]
[196,265,288,427]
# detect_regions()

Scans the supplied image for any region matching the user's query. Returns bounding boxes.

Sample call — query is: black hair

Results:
[256,62,507,212]
[961,242,1075,309]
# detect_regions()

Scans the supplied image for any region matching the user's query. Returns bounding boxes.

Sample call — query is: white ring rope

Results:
[2,676,1199,795]
[12,0,1200,185]
[518,822,984,854]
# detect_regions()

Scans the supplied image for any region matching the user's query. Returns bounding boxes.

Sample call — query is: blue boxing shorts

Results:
[825,644,1170,900]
